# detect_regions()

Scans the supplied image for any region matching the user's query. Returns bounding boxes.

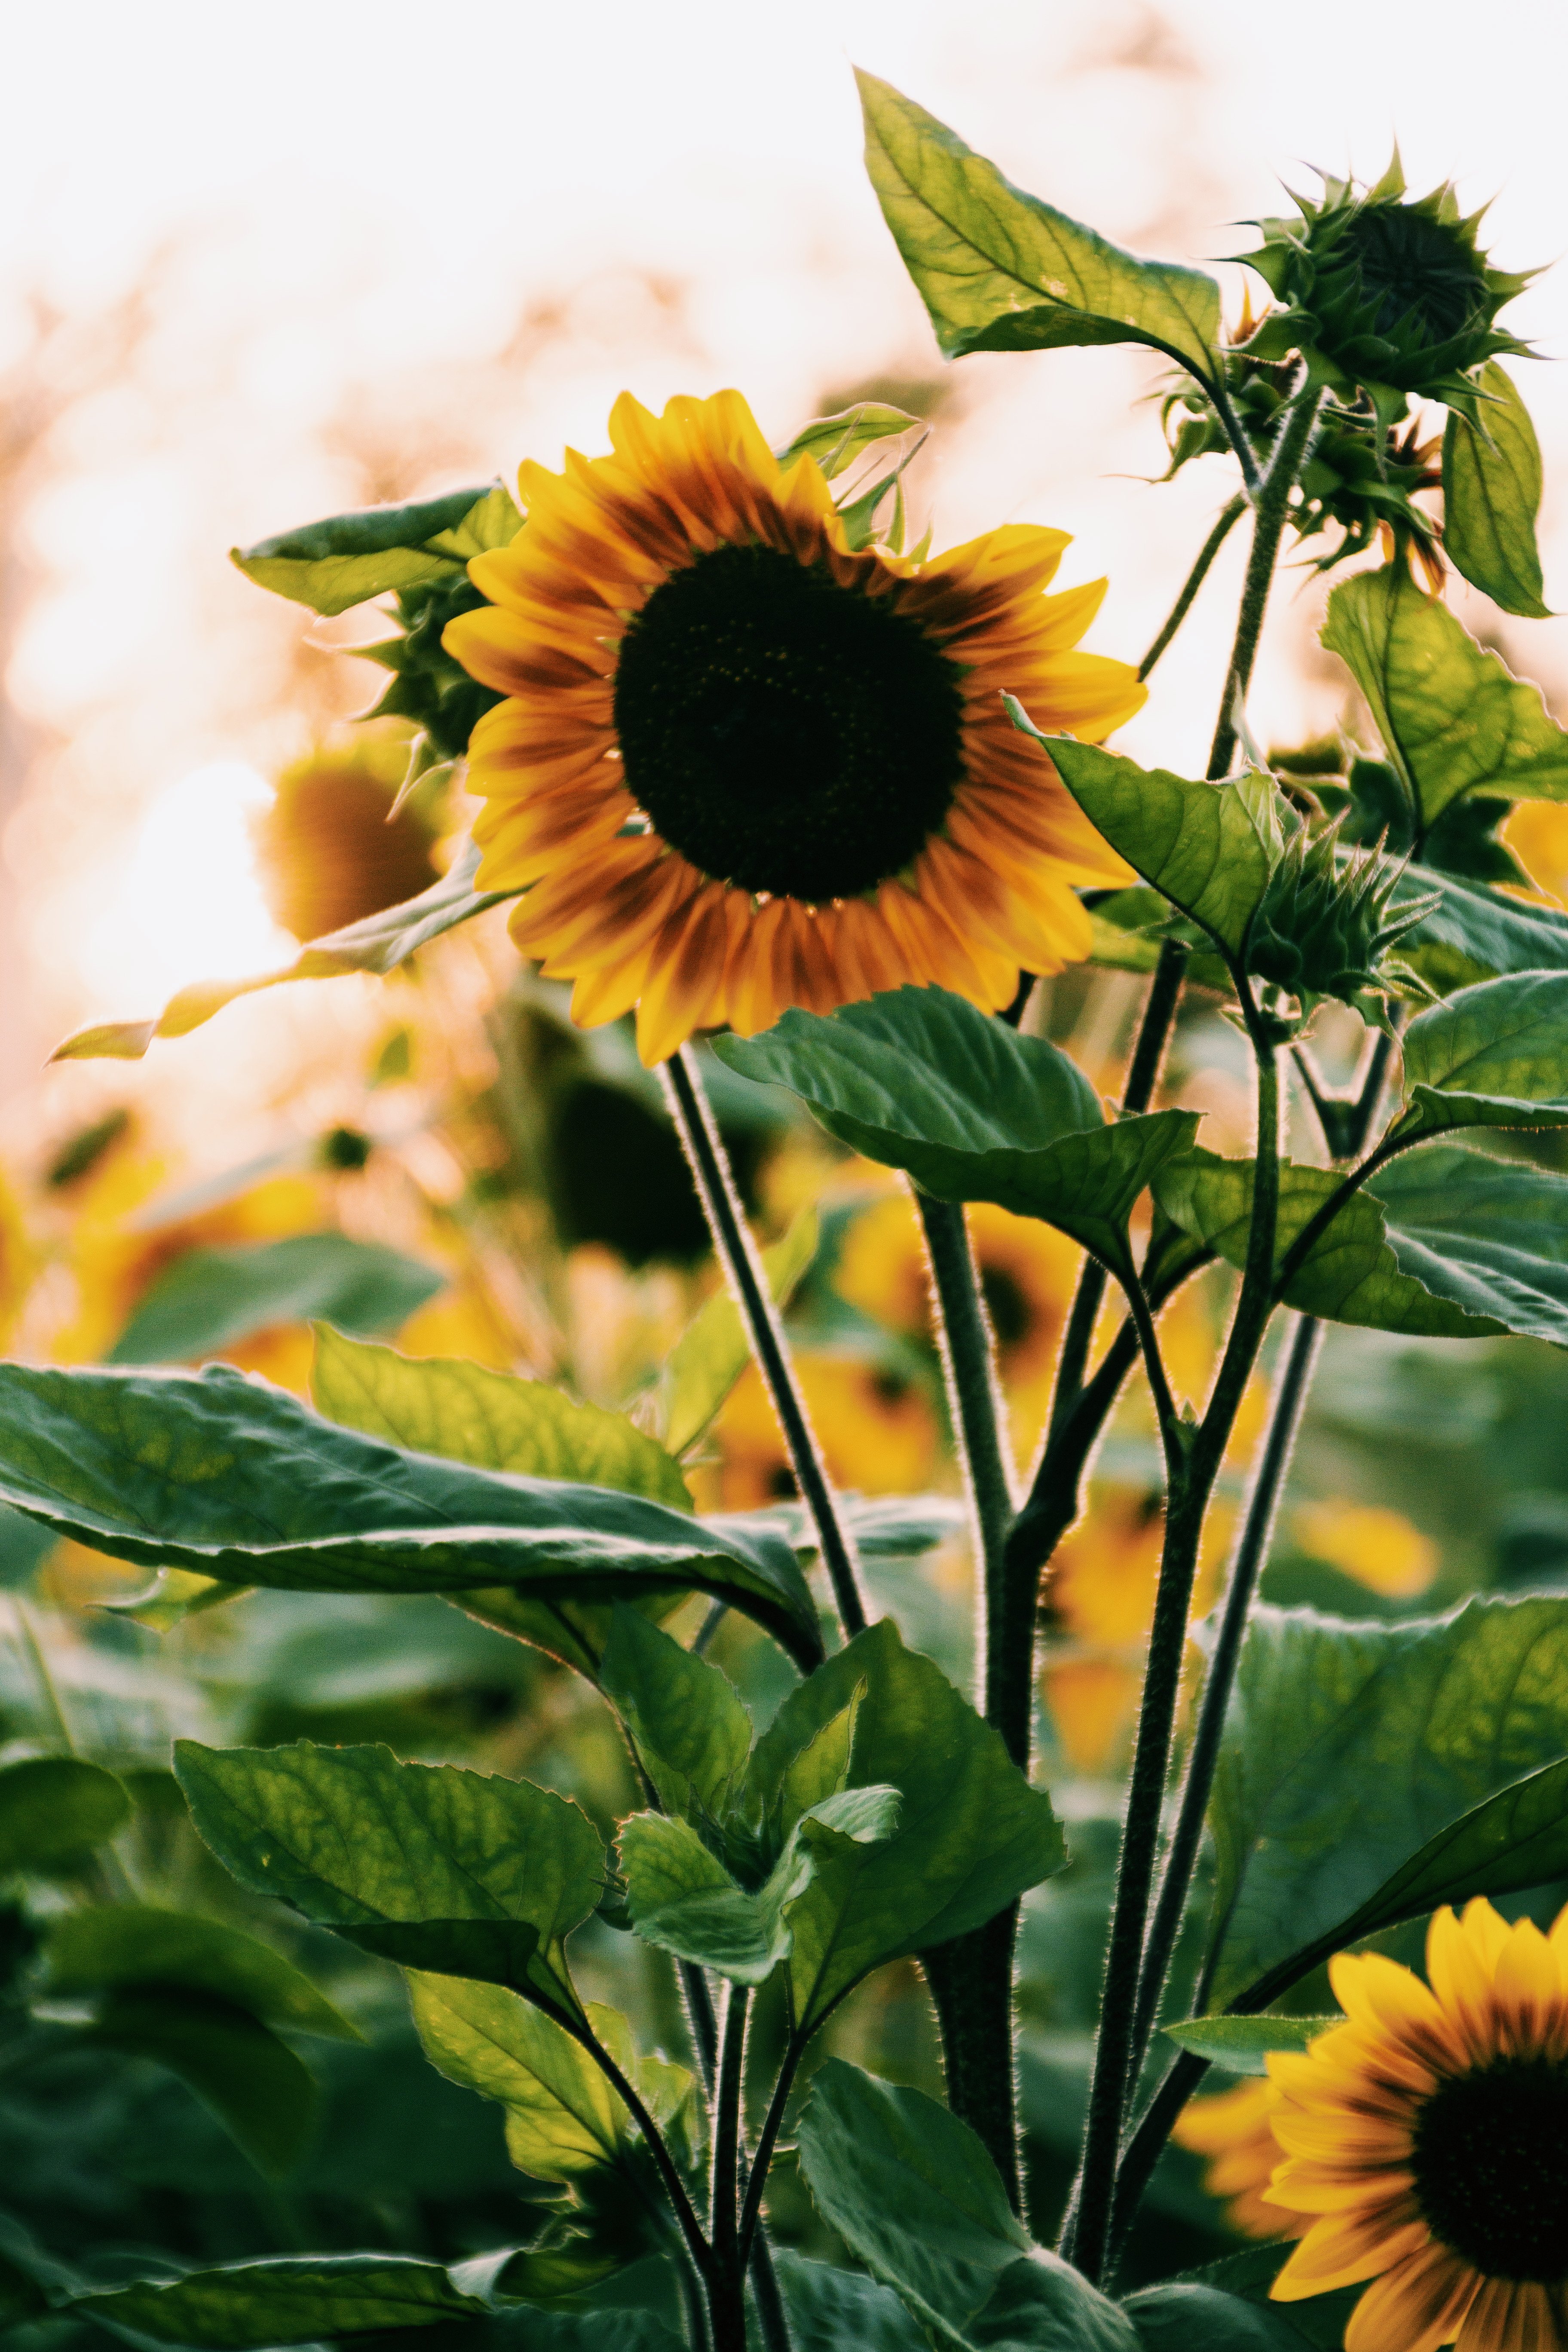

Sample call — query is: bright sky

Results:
[5,0,1568,1143]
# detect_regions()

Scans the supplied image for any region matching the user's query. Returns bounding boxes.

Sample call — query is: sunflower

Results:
[1292,1500,1438,1599]
[1265,1897,1568,2351]
[1173,2076,1298,2241]
[443,390,1145,1065]
[700,1352,940,1513]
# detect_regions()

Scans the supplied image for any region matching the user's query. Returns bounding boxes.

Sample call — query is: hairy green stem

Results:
[1137,495,1247,681]
[662,1047,866,1639]
[1207,385,1326,779]
[916,1189,1015,1715]
[575,2015,712,2279]
[922,1911,1022,2210]
[738,2034,807,2268]
[710,1985,749,2266]
[1208,374,1265,501]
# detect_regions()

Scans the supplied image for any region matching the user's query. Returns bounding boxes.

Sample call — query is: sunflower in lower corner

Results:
[1265,1897,1568,2351]
[443,389,1144,1064]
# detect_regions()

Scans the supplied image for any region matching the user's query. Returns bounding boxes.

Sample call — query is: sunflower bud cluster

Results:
[1236,156,1531,415]
[1247,819,1434,1006]
[367,573,504,762]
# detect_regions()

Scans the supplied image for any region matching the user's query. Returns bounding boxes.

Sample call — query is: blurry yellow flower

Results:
[1505,800,1568,909]
[1293,1500,1438,1598]
[1173,2077,1296,2241]
[252,730,443,944]
[836,1191,1081,1471]
[0,1166,35,1351]
[702,1352,939,1511]
[397,1283,521,1374]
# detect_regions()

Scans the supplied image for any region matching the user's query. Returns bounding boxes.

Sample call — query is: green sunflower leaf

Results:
[773,2251,928,2352]
[407,1974,628,2184]
[69,2257,490,2347]
[43,1905,359,2041]
[857,71,1222,392]
[108,1234,445,1365]
[598,1605,754,1822]
[1006,714,1287,961]
[796,2058,1136,2351]
[1389,971,1568,1141]
[311,1329,692,1510]
[1122,2279,1328,2349]
[174,1739,603,2018]
[51,840,522,1063]
[1393,861,1568,994]
[1160,2014,1343,2076]
[0,1756,129,1874]
[1205,1596,1568,2007]
[1442,362,1551,619]
[715,986,1195,1286]
[232,482,521,617]
[1321,562,1568,833]
[660,1205,818,1456]
[0,1362,823,1670]
[84,1988,318,2177]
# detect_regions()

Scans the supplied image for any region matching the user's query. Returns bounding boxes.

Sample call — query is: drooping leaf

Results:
[52,841,522,1063]
[43,1905,358,2040]
[232,482,521,616]
[797,2058,1136,2351]
[742,1491,968,1560]
[0,1756,129,1874]
[1321,563,1568,833]
[857,72,1222,391]
[660,1206,818,1456]
[109,1234,445,1365]
[407,1973,625,2184]
[773,2250,928,2352]
[1442,362,1551,619]
[1390,971,1568,1140]
[1207,1596,1568,2005]
[1007,718,1286,961]
[0,1363,822,1670]
[717,987,1194,1285]
[598,1605,754,1821]
[71,2257,490,2347]
[312,1329,691,1509]
[175,1740,603,2017]
[85,1987,318,2176]
[1394,861,1568,994]
[1161,2014,1343,2075]
[775,404,921,481]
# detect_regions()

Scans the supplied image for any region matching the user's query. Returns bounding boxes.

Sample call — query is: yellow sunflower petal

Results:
[1271,2206,1430,2296]
[1346,2243,1478,2352]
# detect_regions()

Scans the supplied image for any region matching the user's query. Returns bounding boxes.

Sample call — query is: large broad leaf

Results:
[1123,2281,1324,2350]
[0,1756,129,1873]
[1395,862,1568,994]
[1321,564,1568,833]
[1442,363,1551,619]
[717,988,1195,1285]
[1007,717,1286,961]
[232,481,520,616]
[312,1329,690,1510]
[1206,1596,1568,2005]
[0,1363,822,1671]
[1159,2251,1360,2352]
[43,1905,358,2040]
[110,1234,445,1364]
[52,841,522,1063]
[797,2058,1136,2352]
[175,1740,603,2018]
[85,1987,318,2176]
[857,73,1221,391]
[774,2250,928,2352]
[408,1973,626,2184]
[1154,1144,1568,1345]
[661,1206,818,1456]
[1390,971,1568,1140]
[71,2257,490,2347]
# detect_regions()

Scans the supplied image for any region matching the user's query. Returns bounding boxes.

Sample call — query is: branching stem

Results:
[1138,494,1247,681]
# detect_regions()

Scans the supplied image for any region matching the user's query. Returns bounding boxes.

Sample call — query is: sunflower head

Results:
[442,390,1144,1064]
[253,732,446,944]
[1238,156,1533,415]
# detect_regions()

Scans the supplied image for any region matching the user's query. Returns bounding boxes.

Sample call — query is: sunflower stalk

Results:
[659,1046,867,1640]
[1136,493,1247,681]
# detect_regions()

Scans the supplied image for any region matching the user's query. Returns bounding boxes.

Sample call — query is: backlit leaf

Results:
[1442,363,1550,619]
[599,1605,754,1821]
[72,2257,489,2346]
[232,482,520,616]
[407,1973,625,2184]
[858,72,1222,390]
[1390,971,1568,1140]
[775,404,921,481]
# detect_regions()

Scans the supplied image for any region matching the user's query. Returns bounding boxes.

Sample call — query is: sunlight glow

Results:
[114,762,295,998]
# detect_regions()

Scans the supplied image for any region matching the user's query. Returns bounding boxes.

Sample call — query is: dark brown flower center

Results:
[612,542,965,901]
[1412,2055,1568,2281]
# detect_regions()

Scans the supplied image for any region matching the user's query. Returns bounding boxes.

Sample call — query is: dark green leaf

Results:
[0,1363,822,1670]
[1170,2251,1360,2352]
[86,1987,317,2176]
[0,2254,47,2328]
[797,2058,1136,2350]
[109,1234,444,1364]
[175,1740,603,2016]
[857,72,1221,389]
[1161,2014,1342,2074]
[1123,2282,1321,2349]
[232,482,520,616]
[1321,564,1568,832]
[0,1756,129,1873]
[43,1905,358,2040]
[73,2256,489,2346]
[1207,1596,1568,2005]
[52,841,522,1063]
[0,1504,57,1591]
[717,988,1194,1284]
[1394,862,1568,994]
[312,1329,691,1510]
[1007,720,1286,960]
[775,405,921,481]
[599,1606,753,1820]
[660,1207,818,1456]
[1442,362,1550,619]
[1391,971,1568,1140]
[773,2250,928,2352]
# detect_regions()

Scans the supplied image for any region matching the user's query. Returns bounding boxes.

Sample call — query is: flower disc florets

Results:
[1237,155,1532,414]
[1247,818,1432,1005]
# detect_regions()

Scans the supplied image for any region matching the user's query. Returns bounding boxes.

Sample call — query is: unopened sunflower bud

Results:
[1247,820,1436,1005]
